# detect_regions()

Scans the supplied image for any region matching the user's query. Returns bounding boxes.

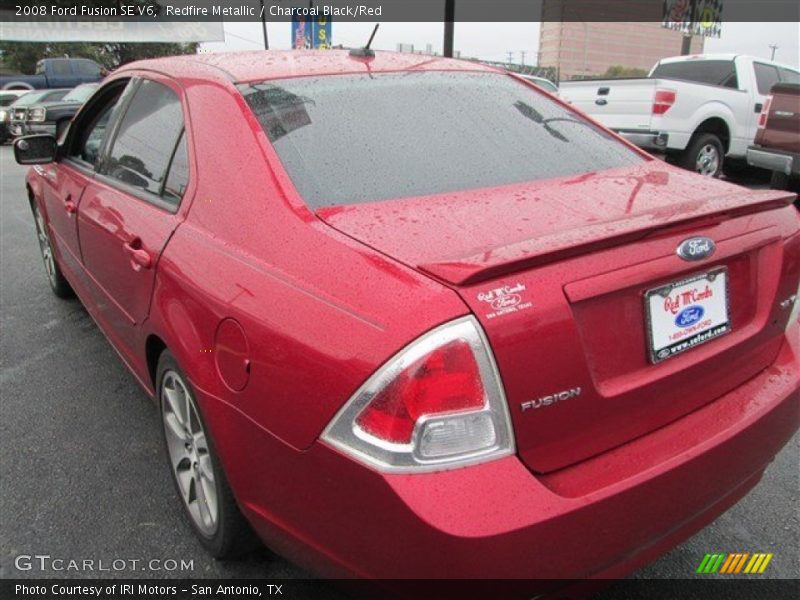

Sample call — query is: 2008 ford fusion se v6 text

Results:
[13,49,800,589]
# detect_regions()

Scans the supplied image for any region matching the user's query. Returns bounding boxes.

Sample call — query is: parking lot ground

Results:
[0,145,797,596]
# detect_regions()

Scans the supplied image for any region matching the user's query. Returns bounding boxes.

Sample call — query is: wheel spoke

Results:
[199,477,217,526]
[162,382,187,429]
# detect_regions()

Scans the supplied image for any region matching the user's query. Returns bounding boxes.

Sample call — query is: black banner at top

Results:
[0,0,799,22]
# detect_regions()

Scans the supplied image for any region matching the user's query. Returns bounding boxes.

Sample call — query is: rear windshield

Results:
[13,91,51,107]
[651,60,739,89]
[240,71,642,208]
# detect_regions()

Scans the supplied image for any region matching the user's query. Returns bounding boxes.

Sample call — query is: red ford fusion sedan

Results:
[13,50,800,586]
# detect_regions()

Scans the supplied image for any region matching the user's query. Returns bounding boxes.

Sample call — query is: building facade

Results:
[539,21,705,81]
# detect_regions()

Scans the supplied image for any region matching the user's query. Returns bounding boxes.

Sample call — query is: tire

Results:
[770,171,790,190]
[157,350,259,559]
[678,133,724,177]
[31,202,73,298]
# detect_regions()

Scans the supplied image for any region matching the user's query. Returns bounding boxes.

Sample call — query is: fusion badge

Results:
[521,387,581,412]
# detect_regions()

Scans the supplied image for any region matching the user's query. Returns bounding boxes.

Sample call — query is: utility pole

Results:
[507,50,514,64]
[520,50,526,66]
[258,0,269,49]
[680,0,698,55]
[443,0,454,58]
[769,44,779,60]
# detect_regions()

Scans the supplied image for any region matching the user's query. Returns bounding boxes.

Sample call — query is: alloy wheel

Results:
[160,371,219,537]
[695,144,720,176]
[33,206,57,287]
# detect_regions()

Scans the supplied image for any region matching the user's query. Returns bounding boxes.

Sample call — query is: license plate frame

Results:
[644,267,732,364]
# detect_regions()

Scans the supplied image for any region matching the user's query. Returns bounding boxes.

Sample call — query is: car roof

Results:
[118,49,499,84]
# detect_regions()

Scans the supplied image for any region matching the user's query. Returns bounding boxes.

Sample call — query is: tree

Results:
[602,65,649,78]
[0,41,198,74]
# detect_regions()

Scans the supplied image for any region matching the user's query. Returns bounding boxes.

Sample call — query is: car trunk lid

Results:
[317,162,798,472]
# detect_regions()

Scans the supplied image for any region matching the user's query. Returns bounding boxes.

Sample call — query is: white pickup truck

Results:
[560,54,800,177]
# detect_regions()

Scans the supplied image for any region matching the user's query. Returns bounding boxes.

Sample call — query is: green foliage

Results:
[0,42,199,75]
[602,65,649,78]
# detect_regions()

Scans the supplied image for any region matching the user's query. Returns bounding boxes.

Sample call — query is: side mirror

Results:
[14,134,57,165]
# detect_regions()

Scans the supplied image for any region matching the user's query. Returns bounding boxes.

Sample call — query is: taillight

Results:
[652,89,676,115]
[758,96,773,129]
[322,317,515,472]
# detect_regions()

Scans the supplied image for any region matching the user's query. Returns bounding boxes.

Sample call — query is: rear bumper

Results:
[615,130,669,151]
[202,330,799,583]
[747,145,799,176]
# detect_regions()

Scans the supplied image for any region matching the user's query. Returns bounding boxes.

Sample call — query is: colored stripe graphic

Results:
[697,552,773,574]
[697,554,713,573]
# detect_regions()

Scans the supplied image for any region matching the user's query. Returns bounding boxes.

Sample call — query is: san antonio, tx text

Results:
[16,584,282,596]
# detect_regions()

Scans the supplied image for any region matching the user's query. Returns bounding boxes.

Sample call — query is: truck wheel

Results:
[680,133,724,177]
[770,171,800,194]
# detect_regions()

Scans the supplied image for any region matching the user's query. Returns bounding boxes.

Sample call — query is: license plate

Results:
[645,268,731,363]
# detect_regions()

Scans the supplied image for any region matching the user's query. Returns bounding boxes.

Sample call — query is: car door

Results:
[77,76,191,357]
[38,79,132,281]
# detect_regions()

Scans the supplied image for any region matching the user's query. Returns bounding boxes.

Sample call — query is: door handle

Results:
[123,238,152,270]
[64,195,76,214]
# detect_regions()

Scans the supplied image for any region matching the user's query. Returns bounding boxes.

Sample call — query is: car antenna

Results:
[349,24,379,57]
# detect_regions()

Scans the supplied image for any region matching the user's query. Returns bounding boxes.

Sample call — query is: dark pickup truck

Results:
[747,83,800,195]
[22,82,99,138]
[0,58,103,91]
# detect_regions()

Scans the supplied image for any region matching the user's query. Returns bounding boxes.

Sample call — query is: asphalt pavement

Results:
[0,145,797,597]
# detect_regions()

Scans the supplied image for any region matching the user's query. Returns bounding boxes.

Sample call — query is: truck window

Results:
[753,63,781,95]
[75,60,101,77]
[50,60,72,77]
[650,60,738,89]
[778,68,800,85]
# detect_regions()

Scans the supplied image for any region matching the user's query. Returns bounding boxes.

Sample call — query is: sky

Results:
[201,21,800,69]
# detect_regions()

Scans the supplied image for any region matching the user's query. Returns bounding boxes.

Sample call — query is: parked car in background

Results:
[24,83,100,139]
[519,74,559,95]
[560,54,800,177]
[12,50,800,587]
[6,88,70,139]
[0,90,29,143]
[747,83,800,195]
[0,58,103,91]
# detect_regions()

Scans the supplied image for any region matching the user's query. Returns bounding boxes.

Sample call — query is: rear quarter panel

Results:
[145,76,467,452]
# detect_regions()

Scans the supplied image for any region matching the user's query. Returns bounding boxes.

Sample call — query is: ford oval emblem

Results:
[677,237,715,261]
[675,305,705,328]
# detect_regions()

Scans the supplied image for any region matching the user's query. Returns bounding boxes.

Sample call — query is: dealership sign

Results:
[662,0,723,38]
[291,14,332,49]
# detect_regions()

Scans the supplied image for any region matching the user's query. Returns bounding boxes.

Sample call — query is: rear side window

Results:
[75,60,101,77]
[241,72,642,208]
[105,80,184,201]
[778,68,800,85]
[651,60,738,88]
[754,63,781,95]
